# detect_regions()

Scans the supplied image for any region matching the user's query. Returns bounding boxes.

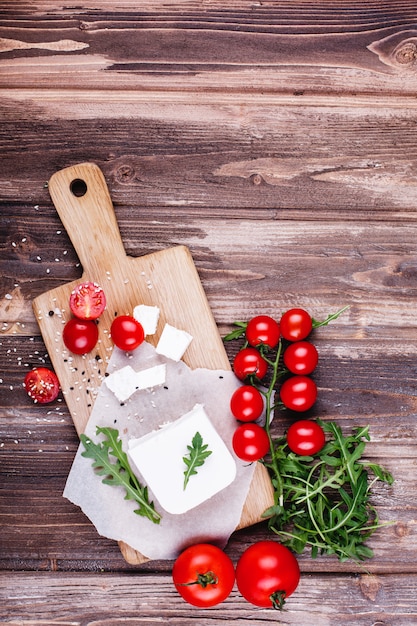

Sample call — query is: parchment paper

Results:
[63,341,257,560]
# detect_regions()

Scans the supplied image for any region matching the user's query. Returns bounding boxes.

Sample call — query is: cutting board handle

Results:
[48,163,127,276]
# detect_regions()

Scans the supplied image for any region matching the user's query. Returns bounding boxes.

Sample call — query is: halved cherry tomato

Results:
[233,347,268,381]
[230,385,264,422]
[69,281,106,320]
[172,543,235,608]
[280,375,317,412]
[232,423,270,462]
[236,541,300,609]
[246,315,280,349]
[24,367,59,404]
[110,315,144,351]
[280,308,312,342]
[63,318,99,354]
[286,419,325,455]
[283,341,318,375]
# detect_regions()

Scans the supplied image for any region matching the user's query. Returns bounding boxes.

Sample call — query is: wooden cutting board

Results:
[33,162,274,564]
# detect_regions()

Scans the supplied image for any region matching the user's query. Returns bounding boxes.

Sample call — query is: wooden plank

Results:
[1,2,417,93]
[1,570,417,624]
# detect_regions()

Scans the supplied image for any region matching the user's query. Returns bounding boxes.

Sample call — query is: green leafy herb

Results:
[262,421,393,563]
[183,431,212,490]
[80,426,161,525]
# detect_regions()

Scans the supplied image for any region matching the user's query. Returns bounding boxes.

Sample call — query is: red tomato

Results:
[110,315,144,351]
[230,385,264,422]
[280,376,317,412]
[69,281,106,320]
[63,318,99,354]
[246,315,280,349]
[24,367,60,404]
[280,308,312,342]
[236,541,300,609]
[233,347,268,381]
[287,419,325,455]
[232,423,270,462]
[283,341,318,375]
[172,544,235,608]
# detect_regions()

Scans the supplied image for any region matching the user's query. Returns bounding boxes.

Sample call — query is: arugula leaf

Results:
[183,431,212,490]
[223,321,248,342]
[80,427,161,524]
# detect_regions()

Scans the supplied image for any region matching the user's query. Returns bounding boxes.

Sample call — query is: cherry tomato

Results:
[24,367,60,404]
[69,281,106,320]
[230,385,264,422]
[63,318,99,354]
[280,375,317,412]
[283,341,318,375]
[236,541,300,609]
[110,315,144,351]
[287,419,326,455]
[246,315,280,349]
[233,347,268,381]
[172,543,235,608]
[280,308,312,342]
[232,423,270,462]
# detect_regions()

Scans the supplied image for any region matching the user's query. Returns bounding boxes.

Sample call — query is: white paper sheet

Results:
[63,341,257,560]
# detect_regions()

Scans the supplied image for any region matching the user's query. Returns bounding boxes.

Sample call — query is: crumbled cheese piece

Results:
[136,363,166,390]
[105,363,166,403]
[155,323,193,362]
[128,404,236,515]
[133,304,160,336]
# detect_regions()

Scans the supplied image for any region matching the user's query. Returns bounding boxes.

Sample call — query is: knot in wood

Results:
[394,40,417,66]
[115,164,135,183]
[251,173,263,186]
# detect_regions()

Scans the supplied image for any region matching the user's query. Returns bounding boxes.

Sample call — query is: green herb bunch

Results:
[264,421,393,562]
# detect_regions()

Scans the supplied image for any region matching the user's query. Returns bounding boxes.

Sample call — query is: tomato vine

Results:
[224,306,394,564]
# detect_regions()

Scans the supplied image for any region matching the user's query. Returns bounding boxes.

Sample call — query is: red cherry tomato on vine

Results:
[63,318,99,354]
[233,347,268,381]
[24,367,60,404]
[246,315,280,349]
[286,419,325,455]
[110,315,144,351]
[280,376,317,412]
[232,423,270,461]
[69,281,106,320]
[283,341,318,375]
[230,385,264,422]
[280,308,312,342]
[236,541,300,609]
[172,543,235,608]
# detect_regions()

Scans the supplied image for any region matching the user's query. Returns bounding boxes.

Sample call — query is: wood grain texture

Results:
[1,0,417,621]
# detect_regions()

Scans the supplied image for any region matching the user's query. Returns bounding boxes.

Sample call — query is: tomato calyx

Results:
[179,571,219,589]
[270,590,287,611]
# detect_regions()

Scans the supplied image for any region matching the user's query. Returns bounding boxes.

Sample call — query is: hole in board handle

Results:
[70,178,88,197]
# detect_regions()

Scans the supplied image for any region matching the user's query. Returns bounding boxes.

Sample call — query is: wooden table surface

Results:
[1,2,417,624]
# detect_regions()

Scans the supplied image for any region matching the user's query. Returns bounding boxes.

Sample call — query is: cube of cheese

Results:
[128,404,236,515]
[105,363,166,403]
[133,304,160,336]
[104,365,139,403]
[155,323,193,362]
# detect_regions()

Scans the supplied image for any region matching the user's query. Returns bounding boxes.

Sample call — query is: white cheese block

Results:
[155,323,193,362]
[133,304,160,336]
[128,404,237,515]
[105,363,166,403]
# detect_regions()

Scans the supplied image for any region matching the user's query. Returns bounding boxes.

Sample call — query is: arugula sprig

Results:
[183,431,212,490]
[80,426,161,525]
[263,420,393,562]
